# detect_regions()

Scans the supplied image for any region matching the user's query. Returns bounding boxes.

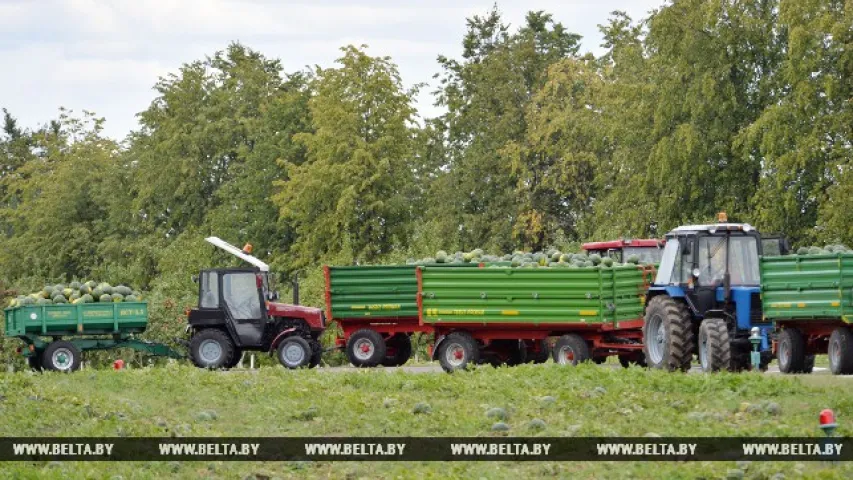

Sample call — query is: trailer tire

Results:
[777,328,806,374]
[42,341,82,372]
[698,318,731,372]
[27,354,43,371]
[643,295,694,371]
[553,334,590,366]
[437,332,479,373]
[527,340,550,364]
[619,354,646,368]
[829,327,853,375]
[309,344,323,368]
[346,329,386,367]
[277,336,311,369]
[189,329,235,369]
[382,334,412,367]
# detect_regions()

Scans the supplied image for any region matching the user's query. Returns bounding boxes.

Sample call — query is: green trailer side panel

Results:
[420,266,645,326]
[760,254,853,321]
[4,302,149,337]
[327,266,419,320]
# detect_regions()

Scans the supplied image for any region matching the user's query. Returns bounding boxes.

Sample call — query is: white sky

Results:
[0,0,665,140]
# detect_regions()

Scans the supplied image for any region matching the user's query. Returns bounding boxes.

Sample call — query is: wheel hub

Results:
[52,348,73,370]
[354,339,374,360]
[199,339,222,364]
[446,343,465,367]
[283,343,305,365]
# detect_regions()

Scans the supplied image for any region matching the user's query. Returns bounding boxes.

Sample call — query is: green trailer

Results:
[4,302,183,372]
[760,252,853,374]
[324,262,510,368]
[417,265,649,372]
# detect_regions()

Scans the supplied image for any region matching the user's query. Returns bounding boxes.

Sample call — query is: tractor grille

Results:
[750,292,763,323]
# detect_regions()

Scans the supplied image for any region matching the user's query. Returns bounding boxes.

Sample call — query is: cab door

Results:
[221,271,267,347]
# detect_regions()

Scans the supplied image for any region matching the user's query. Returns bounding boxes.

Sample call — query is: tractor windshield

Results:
[623,246,663,264]
[697,235,760,286]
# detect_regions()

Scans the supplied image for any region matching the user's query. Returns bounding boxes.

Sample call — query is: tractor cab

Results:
[643,213,783,372]
[186,237,325,370]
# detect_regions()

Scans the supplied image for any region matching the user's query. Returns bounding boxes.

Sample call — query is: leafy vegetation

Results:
[0,365,851,478]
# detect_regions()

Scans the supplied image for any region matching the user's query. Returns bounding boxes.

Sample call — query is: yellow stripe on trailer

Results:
[797,303,806,308]
[831,301,840,307]
[771,303,792,308]
[501,310,519,316]
[579,310,598,316]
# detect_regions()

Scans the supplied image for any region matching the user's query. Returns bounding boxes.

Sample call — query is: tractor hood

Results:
[267,302,325,331]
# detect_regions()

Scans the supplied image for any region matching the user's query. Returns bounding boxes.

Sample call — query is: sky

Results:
[0,0,666,141]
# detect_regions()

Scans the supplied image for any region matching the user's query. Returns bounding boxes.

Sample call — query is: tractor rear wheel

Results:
[189,329,235,369]
[698,318,731,372]
[42,341,82,372]
[382,334,412,367]
[642,295,694,371]
[553,334,590,366]
[829,327,853,375]
[346,329,386,367]
[277,336,311,369]
[777,328,806,374]
[437,332,479,373]
[224,349,243,369]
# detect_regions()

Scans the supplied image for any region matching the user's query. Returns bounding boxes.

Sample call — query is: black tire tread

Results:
[699,318,731,372]
[277,335,311,369]
[643,296,694,372]
[552,334,590,366]
[42,341,82,372]
[189,328,236,369]
[829,327,853,375]
[346,329,387,368]
[777,328,806,374]
[437,331,479,373]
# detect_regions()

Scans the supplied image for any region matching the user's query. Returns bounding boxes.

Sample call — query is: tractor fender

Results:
[269,327,299,352]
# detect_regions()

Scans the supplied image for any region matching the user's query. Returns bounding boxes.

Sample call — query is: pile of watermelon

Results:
[795,244,852,255]
[406,248,646,269]
[7,281,142,308]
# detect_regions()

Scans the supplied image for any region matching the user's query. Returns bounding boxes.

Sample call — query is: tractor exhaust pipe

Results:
[292,273,300,305]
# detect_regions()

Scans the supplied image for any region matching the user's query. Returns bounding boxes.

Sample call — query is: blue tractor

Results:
[642,215,789,372]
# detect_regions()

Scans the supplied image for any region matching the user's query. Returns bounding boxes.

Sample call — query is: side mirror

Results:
[191,274,199,284]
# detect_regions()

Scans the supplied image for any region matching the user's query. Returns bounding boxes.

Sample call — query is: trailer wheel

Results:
[309,345,323,368]
[277,336,311,369]
[27,354,43,371]
[553,334,590,366]
[643,295,694,371]
[619,354,646,368]
[777,328,806,374]
[829,327,853,375]
[593,356,607,365]
[382,334,412,367]
[346,329,386,367]
[42,341,82,372]
[437,332,479,373]
[189,329,235,369]
[527,339,550,364]
[698,318,731,372]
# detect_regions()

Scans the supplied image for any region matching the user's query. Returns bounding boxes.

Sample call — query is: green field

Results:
[0,363,851,479]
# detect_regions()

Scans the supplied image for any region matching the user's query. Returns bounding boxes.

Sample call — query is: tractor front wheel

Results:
[277,336,311,369]
[224,349,243,369]
[698,318,731,372]
[346,329,386,367]
[189,329,235,369]
[642,295,693,371]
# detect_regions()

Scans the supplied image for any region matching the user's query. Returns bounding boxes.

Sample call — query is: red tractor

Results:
[582,239,664,264]
[186,237,325,369]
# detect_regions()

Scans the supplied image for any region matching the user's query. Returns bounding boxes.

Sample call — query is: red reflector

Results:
[15,347,22,354]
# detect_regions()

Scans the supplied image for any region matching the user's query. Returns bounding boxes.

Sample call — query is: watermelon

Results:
[589,254,602,265]
[82,294,94,303]
[92,287,104,298]
[112,294,124,303]
[52,296,67,304]
[69,281,82,290]
[99,294,113,303]
[125,295,139,302]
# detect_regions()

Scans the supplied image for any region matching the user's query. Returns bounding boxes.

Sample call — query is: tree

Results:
[273,45,419,269]
[429,8,582,251]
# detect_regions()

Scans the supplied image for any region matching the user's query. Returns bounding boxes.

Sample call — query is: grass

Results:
[0,363,852,479]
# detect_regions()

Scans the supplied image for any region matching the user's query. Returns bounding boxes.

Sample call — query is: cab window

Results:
[200,271,219,308]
